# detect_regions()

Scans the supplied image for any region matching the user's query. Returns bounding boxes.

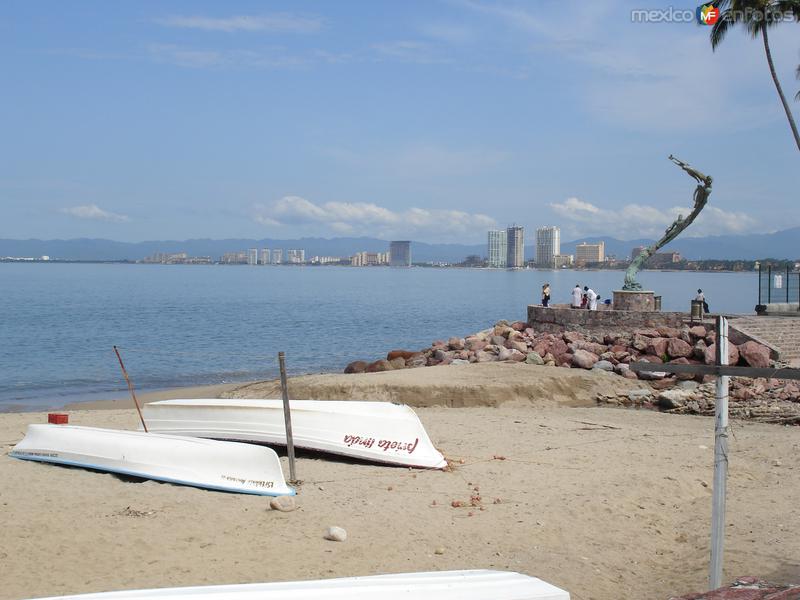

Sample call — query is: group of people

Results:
[540,284,710,313]
[540,283,600,310]
[571,284,600,310]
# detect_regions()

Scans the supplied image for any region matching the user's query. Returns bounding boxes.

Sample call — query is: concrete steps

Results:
[729,316,800,362]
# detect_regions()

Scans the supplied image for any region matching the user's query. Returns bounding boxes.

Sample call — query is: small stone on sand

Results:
[269,496,296,512]
[324,526,347,542]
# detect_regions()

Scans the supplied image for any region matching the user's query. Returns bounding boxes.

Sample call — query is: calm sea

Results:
[0,263,757,411]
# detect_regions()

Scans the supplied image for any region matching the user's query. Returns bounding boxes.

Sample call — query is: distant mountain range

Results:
[1,228,799,262]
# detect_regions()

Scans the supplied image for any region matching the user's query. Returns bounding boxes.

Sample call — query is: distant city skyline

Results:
[5,227,800,262]
[2,3,798,244]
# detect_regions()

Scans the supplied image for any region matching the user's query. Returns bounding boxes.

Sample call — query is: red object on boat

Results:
[48,413,69,425]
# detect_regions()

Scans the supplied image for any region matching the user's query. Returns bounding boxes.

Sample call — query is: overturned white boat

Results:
[10,424,294,496]
[142,399,448,469]
[30,569,569,599]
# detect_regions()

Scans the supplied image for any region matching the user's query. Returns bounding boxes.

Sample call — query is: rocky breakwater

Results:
[598,378,800,424]
[344,320,800,423]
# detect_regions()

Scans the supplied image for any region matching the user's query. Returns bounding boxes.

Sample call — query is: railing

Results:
[757,264,800,310]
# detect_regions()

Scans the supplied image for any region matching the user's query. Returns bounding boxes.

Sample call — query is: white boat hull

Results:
[29,570,569,599]
[142,399,447,469]
[11,424,294,496]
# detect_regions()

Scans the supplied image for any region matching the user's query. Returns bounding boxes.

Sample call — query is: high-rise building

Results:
[247,248,258,266]
[389,241,411,267]
[535,226,560,268]
[487,230,507,268]
[575,241,605,266]
[506,226,525,268]
[259,248,270,265]
[271,249,283,264]
[286,249,305,264]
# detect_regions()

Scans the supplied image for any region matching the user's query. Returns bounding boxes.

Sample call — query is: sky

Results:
[1,1,799,244]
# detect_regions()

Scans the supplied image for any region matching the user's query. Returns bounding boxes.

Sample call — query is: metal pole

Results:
[709,316,729,590]
[113,346,148,433]
[757,263,761,306]
[768,266,772,303]
[786,266,790,303]
[278,351,297,482]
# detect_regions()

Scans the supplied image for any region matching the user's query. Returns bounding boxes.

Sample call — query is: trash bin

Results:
[691,299,704,321]
[654,295,662,311]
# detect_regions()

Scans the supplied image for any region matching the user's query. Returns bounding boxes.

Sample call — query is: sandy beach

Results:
[2,363,799,600]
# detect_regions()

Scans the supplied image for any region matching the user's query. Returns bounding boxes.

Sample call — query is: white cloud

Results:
[147,44,225,68]
[60,204,130,223]
[372,41,451,64]
[146,44,310,69]
[417,23,474,45]
[253,196,495,239]
[154,14,323,34]
[550,197,758,239]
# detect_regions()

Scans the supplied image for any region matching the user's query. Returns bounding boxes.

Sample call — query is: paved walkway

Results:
[730,316,800,363]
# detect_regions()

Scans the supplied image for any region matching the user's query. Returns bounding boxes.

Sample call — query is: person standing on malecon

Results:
[584,286,598,311]
[695,288,710,314]
[571,284,582,308]
[541,283,551,307]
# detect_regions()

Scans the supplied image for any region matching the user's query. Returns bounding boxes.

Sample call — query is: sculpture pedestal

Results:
[613,290,656,312]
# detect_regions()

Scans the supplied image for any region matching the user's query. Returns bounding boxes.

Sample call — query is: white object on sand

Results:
[142,398,448,469]
[10,424,294,497]
[28,570,570,599]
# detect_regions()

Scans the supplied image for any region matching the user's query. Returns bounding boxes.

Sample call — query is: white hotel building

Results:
[535,226,561,269]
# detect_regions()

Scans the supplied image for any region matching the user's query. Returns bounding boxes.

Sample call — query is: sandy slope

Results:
[1,364,798,600]
[225,362,646,408]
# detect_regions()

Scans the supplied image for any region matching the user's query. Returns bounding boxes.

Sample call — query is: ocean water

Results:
[0,263,757,411]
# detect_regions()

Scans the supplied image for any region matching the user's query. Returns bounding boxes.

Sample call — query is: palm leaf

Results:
[796,63,800,101]
[710,11,735,49]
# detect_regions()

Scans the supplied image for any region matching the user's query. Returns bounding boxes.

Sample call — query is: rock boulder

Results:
[344,360,368,374]
[571,349,599,369]
[738,341,771,368]
[667,338,693,359]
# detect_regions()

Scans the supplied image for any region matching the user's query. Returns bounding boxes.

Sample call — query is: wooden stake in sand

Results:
[278,351,297,482]
[113,345,148,433]
[709,315,729,590]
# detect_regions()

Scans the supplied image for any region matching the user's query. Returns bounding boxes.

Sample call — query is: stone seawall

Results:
[528,305,686,336]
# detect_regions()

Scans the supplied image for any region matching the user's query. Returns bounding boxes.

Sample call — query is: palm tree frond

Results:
[744,18,766,37]
[774,0,800,17]
[796,63,800,102]
[707,0,800,148]
[710,12,734,49]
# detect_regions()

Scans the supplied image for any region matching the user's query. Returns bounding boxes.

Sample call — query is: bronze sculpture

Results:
[622,155,713,291]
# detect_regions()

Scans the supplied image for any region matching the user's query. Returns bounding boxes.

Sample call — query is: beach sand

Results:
[1,363,798,600]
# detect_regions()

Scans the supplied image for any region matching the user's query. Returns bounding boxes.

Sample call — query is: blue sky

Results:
[1,1,798,243]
